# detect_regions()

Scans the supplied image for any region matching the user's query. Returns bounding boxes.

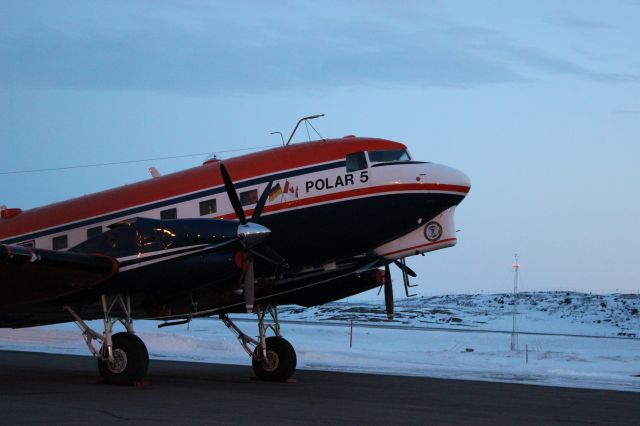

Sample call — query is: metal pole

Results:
[511,254,520,351]
[350,320,353,348]
[270,131,285,146]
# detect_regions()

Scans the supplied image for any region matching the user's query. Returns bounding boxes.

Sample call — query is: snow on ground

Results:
[1,292,639,392]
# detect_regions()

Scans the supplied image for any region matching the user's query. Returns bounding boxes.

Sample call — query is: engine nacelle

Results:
[374,207,458,261]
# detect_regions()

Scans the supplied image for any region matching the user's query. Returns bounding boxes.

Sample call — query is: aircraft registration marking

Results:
[305,171,368,193]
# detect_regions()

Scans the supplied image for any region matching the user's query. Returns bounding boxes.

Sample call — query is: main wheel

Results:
[98,332,149,385]
[252,336,297,382]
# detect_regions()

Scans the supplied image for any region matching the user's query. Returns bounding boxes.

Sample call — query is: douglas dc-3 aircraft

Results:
[0,126,470,385]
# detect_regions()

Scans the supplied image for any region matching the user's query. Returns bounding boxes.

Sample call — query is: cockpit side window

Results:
[367,149,411,163]
[346,152,368,172]
[138,227,174,252]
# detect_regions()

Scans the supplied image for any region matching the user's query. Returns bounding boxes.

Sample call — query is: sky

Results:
[1,1,639,297]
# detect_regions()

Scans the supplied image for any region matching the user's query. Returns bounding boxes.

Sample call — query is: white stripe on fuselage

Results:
[3,159,344,246]
[6,160,464,251]
[119,248,207,272]
[116,244,209,263]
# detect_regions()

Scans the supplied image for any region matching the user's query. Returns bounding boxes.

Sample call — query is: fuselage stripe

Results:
[0,160,345,244]
[118,244,229,271]
[1,161,469,245]
[116,244,211,266]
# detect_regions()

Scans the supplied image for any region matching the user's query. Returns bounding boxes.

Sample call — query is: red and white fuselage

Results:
[0,137,470,268]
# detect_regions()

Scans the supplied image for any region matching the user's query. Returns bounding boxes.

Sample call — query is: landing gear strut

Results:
[64,293,149,385]
[220,305,296,382]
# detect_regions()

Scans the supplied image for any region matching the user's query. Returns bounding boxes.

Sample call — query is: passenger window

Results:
[52,235,68,250]
[199,199,217,216]
[240,189,258,206]
[87,226,102,240]
[160,208,177,220]
[346,152,367,172]
[17,240,35,248]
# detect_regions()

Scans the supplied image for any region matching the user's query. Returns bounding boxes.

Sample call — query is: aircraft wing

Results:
[0,244,118,308]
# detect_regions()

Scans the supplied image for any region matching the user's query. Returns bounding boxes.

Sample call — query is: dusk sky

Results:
[1,1,638,297]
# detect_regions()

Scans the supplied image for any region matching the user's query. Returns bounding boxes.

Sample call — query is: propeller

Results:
[243,252,255,311]
[219,164,278,313]
[220,163,248,225]
[251,180,273,224]
[253,244,289,269]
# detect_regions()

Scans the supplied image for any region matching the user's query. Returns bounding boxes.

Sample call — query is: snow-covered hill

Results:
[278,292,640,338]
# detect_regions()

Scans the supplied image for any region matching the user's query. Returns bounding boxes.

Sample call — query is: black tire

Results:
[98,332,149,385]
[252,336,297,382]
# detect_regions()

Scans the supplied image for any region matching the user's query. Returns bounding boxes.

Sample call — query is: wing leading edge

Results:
[0,244,118,308]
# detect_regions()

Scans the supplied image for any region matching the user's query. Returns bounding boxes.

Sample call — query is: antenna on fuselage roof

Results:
[270,131,285,146]
[148,167,161,178]
[285,114,325,146]
[202,154,222,166]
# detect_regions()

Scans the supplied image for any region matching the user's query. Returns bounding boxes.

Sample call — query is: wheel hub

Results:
[261,350,279,372]
[107,348,128,374]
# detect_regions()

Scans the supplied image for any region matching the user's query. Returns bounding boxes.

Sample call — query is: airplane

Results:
[0,124,470,385]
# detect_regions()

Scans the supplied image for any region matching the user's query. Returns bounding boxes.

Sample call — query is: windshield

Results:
[367,149,411,163]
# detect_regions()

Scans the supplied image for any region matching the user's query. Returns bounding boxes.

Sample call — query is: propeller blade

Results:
[220,164,247,225]
[244,252,255,313]
[384,264,394,320]
[253,244,289,269]
[251,181,273,223]
[394,259,417,278]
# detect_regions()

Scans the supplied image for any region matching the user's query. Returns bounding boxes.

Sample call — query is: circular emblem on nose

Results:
[424,221,443,242]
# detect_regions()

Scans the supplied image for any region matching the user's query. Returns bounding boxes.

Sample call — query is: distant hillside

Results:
[278,292,640,338]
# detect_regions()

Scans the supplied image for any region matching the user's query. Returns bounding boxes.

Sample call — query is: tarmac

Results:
[1,350,638,425]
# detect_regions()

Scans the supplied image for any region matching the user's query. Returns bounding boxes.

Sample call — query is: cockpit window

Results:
[346,152,368,172]
[367,149,411,163]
